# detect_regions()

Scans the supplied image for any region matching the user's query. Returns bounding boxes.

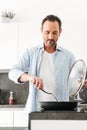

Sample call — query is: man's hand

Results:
[29,75,43,89]
[82,79,87,89]
[18,73,43,89]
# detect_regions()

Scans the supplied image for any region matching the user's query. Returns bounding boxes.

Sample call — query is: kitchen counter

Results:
[29,103,87,130]
[0,128,28,130]
[0,104,25,108]
[29,111,87,130]
[0,104,25,111]
[29,110,87,121]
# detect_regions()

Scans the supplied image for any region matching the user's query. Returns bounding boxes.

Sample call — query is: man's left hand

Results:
[82,79,87,89]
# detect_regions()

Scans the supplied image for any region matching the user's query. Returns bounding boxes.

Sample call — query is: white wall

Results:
[0,0,87,64]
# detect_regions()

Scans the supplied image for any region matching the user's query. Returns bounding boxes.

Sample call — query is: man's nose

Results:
[48,33,53,39]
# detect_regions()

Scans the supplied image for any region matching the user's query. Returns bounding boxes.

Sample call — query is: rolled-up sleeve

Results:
[8,69,25,84]
[8,48,30,84]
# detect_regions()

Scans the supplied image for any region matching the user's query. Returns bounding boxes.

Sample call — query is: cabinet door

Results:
[14,110,28,127]
[18,23,42,58]
[0,110,13,127]
[0,23,18,69]
[31,120,87,130]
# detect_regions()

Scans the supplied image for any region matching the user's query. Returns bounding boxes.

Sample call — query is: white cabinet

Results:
[0,108,28,127]
[31,120,87,130]
[0,23,42,69]
[14,110,28,127]
[0,110,13,127]
[18,23,42,58]
[0,23,18,69]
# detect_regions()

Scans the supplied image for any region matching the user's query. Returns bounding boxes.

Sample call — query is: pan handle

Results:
[40,88,58,102]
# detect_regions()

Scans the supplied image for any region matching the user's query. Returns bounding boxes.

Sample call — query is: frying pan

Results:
[39,101,77,111]
[39,59,87,111]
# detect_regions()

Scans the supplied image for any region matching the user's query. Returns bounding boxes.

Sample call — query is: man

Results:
[8,15,87,113]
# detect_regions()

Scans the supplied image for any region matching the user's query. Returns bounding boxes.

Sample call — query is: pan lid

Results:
[67,59,86,97]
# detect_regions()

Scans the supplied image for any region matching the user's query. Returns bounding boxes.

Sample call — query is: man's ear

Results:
[59,28,62,36]
[40,27,43,32]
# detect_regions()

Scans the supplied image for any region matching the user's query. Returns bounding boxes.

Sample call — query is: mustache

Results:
[46,39,55,43]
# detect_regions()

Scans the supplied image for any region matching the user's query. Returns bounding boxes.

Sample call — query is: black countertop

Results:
[29,110,87,120]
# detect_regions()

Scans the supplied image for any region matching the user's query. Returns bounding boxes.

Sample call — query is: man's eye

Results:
[53,32,58,35]
[45,31,49,34]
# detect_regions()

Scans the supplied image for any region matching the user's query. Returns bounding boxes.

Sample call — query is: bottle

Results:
[9,91,14,105]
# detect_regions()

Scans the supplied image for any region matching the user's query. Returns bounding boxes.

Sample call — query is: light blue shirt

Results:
[9,43,75,113]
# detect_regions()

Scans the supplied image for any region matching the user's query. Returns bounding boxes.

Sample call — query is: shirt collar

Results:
[56,44,62,51]
[39,43,62,51]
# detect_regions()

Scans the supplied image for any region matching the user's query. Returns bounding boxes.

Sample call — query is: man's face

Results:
[41,20,62,48]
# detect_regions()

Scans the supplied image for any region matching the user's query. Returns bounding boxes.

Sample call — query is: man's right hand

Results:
[18,73,43,89]
[29,75,43,89]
